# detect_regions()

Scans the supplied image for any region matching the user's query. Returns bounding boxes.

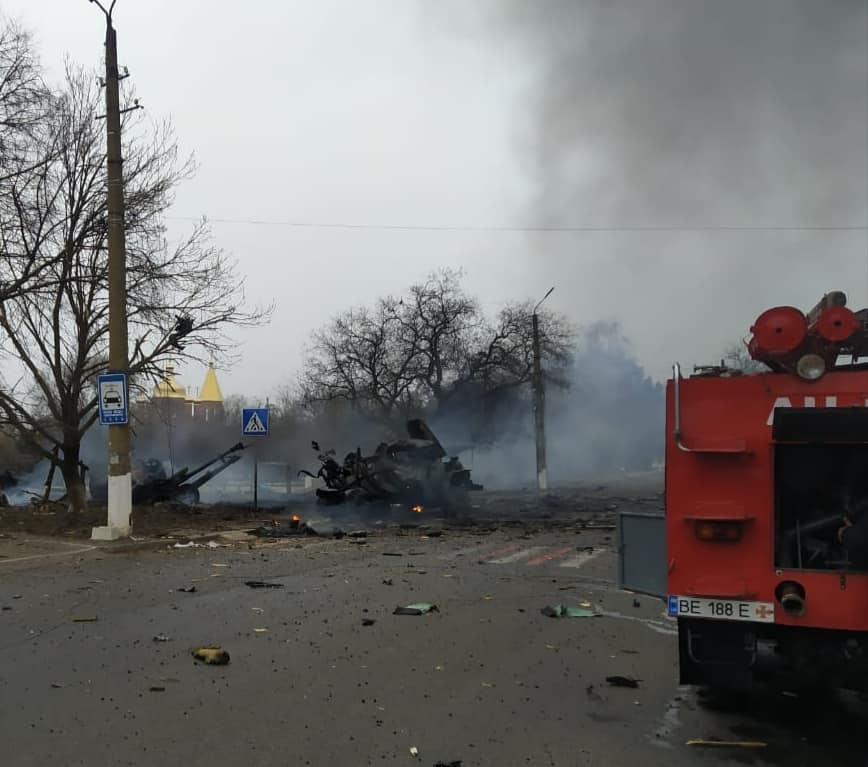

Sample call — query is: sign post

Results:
[242,407,269,512]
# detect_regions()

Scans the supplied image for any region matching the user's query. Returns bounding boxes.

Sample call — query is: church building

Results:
[145,362,225,423]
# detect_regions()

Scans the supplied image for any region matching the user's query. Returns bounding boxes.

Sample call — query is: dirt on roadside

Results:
[0,502,290,539]
[0,471,664,540]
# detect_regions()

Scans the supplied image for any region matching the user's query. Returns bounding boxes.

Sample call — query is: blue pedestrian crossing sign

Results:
[242,407,269,436]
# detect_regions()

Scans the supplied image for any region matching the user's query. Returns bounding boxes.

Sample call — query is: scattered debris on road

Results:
[686,739,767,749]
[72,616,98,622]
[394,603,439,616]
[50,682,62,689]
[409,746,419,758]
[247,521,318,538]
[245,580,284,589]
[152,634,171,643]
[178,585,197,593]
[606,676,640,689]
[540,604,597,618]
[254,628,269,633]
[382,578,394,586]
[362,618,376,626]
[192,646,230,665]
[434,761,462,767]
[382,552,403,557]
[149,685,166,692]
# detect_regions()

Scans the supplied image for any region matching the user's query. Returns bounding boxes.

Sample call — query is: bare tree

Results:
[0,17,48,169]
[462,300,574,396]
[0,66,270,514]
[393,269,481,402]
[0,16,63,304]
[302,299,421,425]
[300,269,574,429]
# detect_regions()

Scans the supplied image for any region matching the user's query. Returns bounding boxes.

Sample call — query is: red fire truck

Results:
[619,291,868,691]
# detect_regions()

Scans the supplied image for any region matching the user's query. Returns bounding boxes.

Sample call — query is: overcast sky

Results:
[4,0,867,401]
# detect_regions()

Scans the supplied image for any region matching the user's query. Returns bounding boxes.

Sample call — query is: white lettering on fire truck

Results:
[766,395,863,426]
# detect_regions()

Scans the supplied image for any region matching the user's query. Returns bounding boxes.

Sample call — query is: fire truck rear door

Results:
[617,510,666,597]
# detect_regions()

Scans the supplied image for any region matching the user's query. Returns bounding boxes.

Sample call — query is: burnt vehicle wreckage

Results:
[300,419,482,509]
[0,469,17,506]
[91,442,247,506]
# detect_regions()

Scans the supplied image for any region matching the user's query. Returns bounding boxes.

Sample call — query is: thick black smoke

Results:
[432,0,868,381]
[481,0,867,228]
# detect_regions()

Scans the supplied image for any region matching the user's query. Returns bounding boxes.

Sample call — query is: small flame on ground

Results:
[291,514,301,522]
[412,505,424,513]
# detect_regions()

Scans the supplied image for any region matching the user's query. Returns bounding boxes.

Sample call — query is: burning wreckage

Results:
[300,419,482,509]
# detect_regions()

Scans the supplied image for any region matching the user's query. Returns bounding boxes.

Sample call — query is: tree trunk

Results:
[60,446,87,516]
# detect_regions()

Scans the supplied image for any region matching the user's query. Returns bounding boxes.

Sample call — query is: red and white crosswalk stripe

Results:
[525,546,575,566]
[486,546,548,564]
[477,543,525,562]
[557,548,604,568]
[439,542,608,568]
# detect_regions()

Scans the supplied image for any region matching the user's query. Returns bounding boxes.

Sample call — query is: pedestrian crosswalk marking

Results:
[439,543,609,569]
[526,546,575,566]
[487,546,547,564]
[559,548,604,568]
[243,411,266,434]
[477,543,524,562]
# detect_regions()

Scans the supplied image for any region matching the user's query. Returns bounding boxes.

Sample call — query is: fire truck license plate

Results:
[667,596,775,623]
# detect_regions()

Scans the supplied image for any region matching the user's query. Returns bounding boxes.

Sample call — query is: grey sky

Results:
[4,0,867,399]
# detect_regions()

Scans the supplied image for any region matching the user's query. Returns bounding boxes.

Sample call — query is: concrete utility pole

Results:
[532,287,555,493]
[90,0,133,540]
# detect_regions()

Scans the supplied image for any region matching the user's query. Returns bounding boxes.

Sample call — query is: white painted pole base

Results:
[537,468,548,492]
[91,472,132,540]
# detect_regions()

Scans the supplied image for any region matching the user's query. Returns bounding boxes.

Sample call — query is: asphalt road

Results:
[1,515,867,767]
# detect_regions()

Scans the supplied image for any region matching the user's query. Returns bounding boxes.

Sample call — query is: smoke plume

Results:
[434,321,663,489]
[481,0,867,227]
[437,0,868,381]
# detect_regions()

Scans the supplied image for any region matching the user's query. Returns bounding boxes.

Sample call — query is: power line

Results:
[165,215,868,234]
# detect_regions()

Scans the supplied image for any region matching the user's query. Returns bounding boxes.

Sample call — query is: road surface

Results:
[0,515,866,766]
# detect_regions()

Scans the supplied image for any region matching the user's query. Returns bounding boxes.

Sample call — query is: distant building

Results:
[145,362,225,424]
[191,363,225,422]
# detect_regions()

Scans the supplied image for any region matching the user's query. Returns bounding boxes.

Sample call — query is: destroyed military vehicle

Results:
[0,469,17,506]
[91,442,246,506]
[300,419,482,508]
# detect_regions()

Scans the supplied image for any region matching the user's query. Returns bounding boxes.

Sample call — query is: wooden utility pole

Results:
[532,287,554,493]
[90,0,134,539]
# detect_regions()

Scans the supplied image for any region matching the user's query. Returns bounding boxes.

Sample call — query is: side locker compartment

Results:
[617,510,667,597]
